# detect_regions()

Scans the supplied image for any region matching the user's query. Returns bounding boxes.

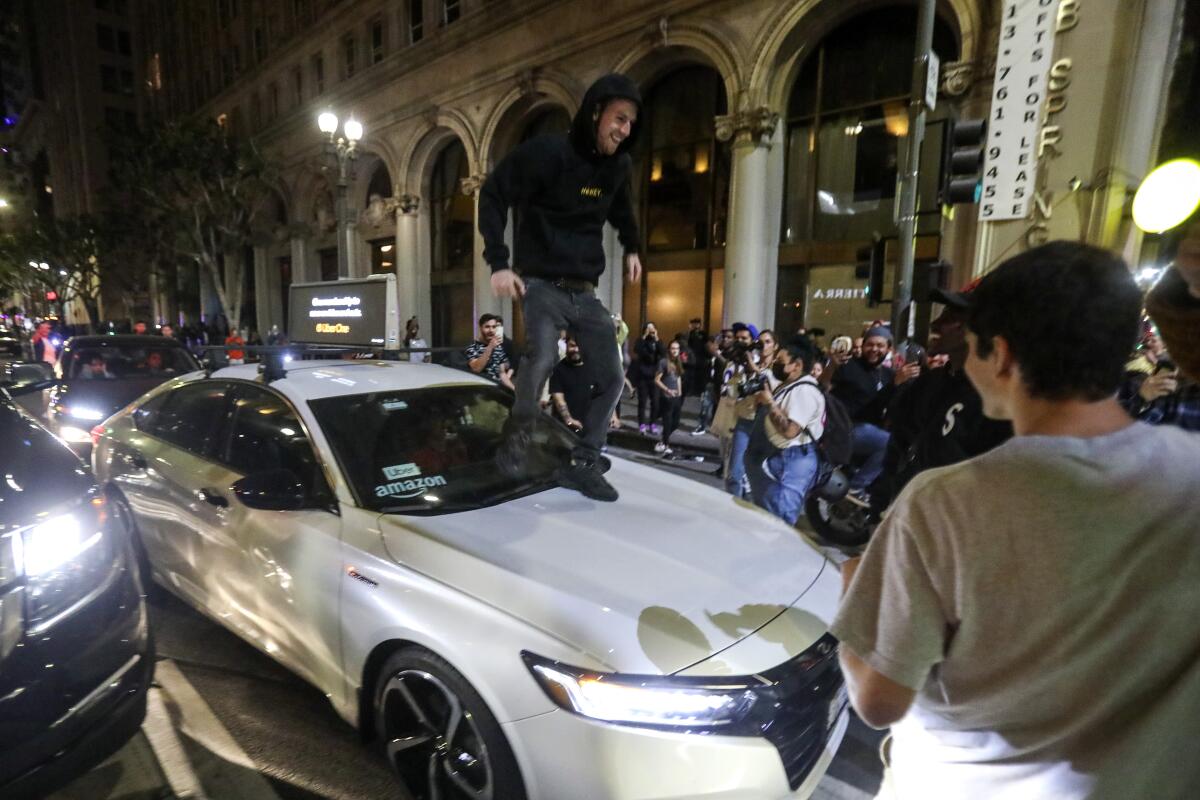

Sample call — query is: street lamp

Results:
[317,110,364,279]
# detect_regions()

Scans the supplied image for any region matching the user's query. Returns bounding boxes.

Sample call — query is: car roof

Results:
[203,360,493,401]
[64,334,188,349]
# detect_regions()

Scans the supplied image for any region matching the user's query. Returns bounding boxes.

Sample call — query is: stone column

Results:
[290,230,312,284]
[394,194,422,327]
[253,246,274,338]
[716,107,780,329]
[461,174,506,324]
[599,223,624,316]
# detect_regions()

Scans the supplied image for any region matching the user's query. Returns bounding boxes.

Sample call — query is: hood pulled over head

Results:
[570,73,642,158]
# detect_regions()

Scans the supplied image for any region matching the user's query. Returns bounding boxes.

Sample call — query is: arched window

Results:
[365,161,395,274]
[428,140,474,346]
[776,6,958,338]
[626,65,729,340]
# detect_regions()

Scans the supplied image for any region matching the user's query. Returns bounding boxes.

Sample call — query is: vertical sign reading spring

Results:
[979,0,1060,221]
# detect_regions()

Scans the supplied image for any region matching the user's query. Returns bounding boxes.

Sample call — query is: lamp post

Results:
[317,111,364,280]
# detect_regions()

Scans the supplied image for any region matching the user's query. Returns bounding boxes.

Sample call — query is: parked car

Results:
[0,331,24,361]
[45,334,200,453]
[93,359,849,800]
[0,388,153,798]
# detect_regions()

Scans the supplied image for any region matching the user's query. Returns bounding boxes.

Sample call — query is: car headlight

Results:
[522,651,760,730]
[64,406,106,421]
[9,495,120,632]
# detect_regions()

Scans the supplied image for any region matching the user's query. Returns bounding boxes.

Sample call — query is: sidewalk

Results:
[612,392,721,456]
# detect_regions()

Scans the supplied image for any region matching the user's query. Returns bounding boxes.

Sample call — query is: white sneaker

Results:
[653,442,668,454]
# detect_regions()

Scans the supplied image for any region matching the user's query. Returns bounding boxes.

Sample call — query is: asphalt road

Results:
[49,438,883,800]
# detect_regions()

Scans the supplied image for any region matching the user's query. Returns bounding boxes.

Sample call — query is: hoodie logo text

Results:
[580,187,603,198]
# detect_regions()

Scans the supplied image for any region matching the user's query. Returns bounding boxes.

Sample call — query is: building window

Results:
[232,45,242,75]
[291,66,303,105]
[342,35,357,78]
[370,18,385,64]
[409,0,424,43]
[101,64,119,94]
[251,93,263,130]
[97,24,115,52]
[268,83,279,120]
[428,140,474,346]
[117,29,131,56]
[254,28,266,63]
[311,53,325,93]
[443,0,460,26]
[120,68,134,96]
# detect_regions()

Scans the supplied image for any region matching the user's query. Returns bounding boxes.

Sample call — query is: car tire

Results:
[373,646,527,800]
[108,489,161,600]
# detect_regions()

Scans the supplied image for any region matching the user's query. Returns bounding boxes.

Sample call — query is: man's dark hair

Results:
[966,241,1142,401]
[478,313,500,327]
[780,336,817,375]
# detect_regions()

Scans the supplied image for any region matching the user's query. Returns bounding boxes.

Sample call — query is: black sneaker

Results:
[557,458,619,502]
[496,421,533,477]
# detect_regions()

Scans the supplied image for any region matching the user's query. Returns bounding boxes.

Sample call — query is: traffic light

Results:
[855,237,887,307]
[941,118,987,205]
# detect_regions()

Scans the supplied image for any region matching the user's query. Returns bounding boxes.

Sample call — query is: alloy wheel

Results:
[379,669,494,800]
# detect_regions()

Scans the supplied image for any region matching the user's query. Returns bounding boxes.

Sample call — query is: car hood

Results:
[53,377,168,419]
[377,459,833,675]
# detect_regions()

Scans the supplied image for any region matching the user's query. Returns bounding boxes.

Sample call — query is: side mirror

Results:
[231,469,311,511]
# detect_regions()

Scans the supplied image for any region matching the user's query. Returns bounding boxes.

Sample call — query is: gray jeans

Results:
[514,278,623,457]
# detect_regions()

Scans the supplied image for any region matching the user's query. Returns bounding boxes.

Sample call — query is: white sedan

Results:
[92,360,849,800]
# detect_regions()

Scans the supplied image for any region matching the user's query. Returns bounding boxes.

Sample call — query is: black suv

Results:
[0,390,153,798]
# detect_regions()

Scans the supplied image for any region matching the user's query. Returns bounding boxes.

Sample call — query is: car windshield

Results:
[67,345,197,380]
[309,385,576,514]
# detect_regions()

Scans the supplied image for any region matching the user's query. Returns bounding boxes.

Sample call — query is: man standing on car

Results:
[479,73,643,502]
[832,242,1200,799]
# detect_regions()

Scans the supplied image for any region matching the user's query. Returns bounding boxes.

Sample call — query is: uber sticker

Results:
[374,475,448,499]
[382,463,421,480]
[382,399,409,411]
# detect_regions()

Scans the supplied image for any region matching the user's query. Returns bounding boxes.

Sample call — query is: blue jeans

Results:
[751,445,821,526]
[851,422,890,491]
[725,417,756,498]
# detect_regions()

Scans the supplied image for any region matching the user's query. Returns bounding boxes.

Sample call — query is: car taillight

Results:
[90,424,106,446]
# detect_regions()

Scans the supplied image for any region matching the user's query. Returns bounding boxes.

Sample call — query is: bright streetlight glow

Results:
[343,118,363,142]
[0,198,9,208]
[317,111,339,134]
[1132,158,1200,233]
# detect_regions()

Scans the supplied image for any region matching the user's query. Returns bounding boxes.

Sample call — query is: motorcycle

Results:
[803,464,876,550]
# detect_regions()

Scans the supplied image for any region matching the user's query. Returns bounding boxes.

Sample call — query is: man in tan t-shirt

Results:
[832,241,1200,799]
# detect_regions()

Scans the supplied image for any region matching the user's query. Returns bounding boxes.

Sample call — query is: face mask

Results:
[772,362,790,382]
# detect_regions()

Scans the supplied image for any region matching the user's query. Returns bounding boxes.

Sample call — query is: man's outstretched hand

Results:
[625,253,642,284]
[491,269,526,298]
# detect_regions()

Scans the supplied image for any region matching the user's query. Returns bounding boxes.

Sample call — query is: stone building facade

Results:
[137,0,1188,346]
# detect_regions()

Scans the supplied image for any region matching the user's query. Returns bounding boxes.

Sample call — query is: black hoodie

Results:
[478,74,642,283]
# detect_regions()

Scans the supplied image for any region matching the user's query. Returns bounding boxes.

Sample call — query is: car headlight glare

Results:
[58,424,93,443]
[66,406,106,421]
[11,498,120,630]
[524,652,759,730]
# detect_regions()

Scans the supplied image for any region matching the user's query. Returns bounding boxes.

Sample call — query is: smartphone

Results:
[495,324,505,340]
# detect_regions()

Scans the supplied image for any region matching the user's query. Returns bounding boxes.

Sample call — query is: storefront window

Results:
[782,8,957,245]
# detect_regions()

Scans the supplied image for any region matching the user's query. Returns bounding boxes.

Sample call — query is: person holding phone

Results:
[1120,357,1199,430]
[464,314,514,390]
